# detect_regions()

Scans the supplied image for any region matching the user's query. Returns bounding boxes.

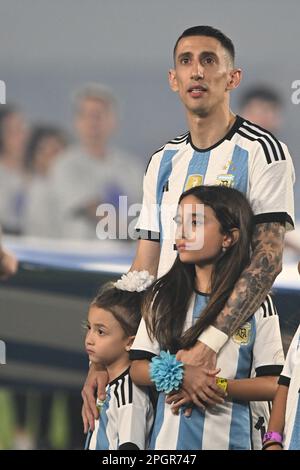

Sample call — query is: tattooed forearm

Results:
[214,222,285,336]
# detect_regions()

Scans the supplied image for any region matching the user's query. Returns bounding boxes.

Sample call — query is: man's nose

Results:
[191,62,204,80]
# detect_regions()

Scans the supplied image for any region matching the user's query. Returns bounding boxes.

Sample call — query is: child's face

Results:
[85,305,131,366]
[175,194,226,265]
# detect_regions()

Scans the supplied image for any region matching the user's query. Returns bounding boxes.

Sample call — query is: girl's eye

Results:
[192,220,203,226]
[97,329,105,336]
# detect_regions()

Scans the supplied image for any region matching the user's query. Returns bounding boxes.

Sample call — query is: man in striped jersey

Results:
[82,25,295,434]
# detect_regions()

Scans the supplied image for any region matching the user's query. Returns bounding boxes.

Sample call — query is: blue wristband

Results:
[150,351,184,393]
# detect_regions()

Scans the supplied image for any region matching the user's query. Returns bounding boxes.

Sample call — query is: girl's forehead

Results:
[179,195,205,213]
[180,194,202,204]
[88,306,113,322]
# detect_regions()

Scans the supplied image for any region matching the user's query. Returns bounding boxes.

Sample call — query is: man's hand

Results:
[175,342,223,411]
[0,249,18,280]
[176,341,217,368]
[181,365,225,409]
[81,364,108,433]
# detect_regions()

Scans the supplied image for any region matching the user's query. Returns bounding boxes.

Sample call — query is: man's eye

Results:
[180,57,190,64]
[203,57,215,64]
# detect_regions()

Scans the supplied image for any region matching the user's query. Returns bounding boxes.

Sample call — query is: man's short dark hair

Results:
[239,86,283,109]
[173,25,235,64]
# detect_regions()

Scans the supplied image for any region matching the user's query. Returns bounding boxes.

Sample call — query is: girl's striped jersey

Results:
[85,368,153,450]
[130,292,284,450]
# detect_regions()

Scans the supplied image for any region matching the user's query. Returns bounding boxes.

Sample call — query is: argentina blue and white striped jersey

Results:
[136,116,295,277]
[278,324,300,450]
[130,292,284,450]
[85,368,153,450]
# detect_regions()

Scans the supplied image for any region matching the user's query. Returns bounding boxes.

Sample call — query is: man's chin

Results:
[192,106,210,118]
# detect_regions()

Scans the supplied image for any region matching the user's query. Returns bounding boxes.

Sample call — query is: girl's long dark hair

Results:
[143,185,254,352]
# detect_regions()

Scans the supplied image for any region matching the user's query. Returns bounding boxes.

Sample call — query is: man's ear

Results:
[222,228,240,249]
[226,68,242,91]
[125,335,135,352]
[168,69,179,92]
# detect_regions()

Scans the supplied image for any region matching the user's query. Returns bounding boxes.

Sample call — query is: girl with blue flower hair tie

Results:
[130,185,284,450]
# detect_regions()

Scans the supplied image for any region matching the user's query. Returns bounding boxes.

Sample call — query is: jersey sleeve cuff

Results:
[278,375,291,386]
[255,365,283,377]
[135,228,160,242]
[197,326,228,353]
[253,212,294,231]
[129,349,157,361]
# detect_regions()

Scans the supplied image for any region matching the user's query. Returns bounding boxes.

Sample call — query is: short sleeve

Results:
[117,400,152,450]
[252,296,284,376]
[130,317,160,360]
[279,324,300,386]
[135,152,161,242]
[249,142,295,231]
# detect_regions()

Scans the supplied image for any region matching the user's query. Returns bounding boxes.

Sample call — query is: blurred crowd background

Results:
[0,0,300,450]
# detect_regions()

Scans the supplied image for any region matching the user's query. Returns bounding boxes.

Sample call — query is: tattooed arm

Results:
[176,222,285,367]
[214,221,285,335]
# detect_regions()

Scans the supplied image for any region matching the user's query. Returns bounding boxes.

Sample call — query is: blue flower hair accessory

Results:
[150,350,184,393]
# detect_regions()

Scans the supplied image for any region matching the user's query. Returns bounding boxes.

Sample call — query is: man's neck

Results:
[187,108,236,150]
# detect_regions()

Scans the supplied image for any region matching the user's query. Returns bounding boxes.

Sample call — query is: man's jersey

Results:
[279,325,300,450]
[85,368,153,450]
[130,293,284,450]
[136,116,295,277]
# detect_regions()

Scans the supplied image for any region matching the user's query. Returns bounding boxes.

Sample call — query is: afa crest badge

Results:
[232,322,252,345]
[216,174,235,188]
[185,174,203,191]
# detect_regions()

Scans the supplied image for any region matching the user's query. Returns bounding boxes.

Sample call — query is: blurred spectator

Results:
[0,231,18,280]
[0,105,29,235]
[49,83,143,239]
[239,85,283,134]
[239,85,300,259]
[23,126,68,237]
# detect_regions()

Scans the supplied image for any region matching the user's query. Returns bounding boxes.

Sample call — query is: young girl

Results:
[130,185,284,450]
[84,277,154,450]
[263,261,300,451]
